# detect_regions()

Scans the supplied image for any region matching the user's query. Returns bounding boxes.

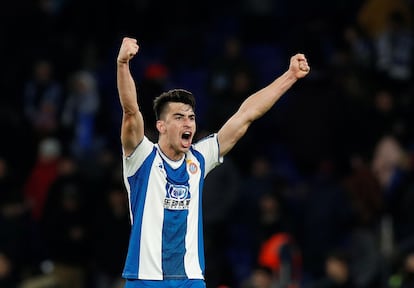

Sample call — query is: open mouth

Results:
[181,131,192,148]
[182,131,191,140]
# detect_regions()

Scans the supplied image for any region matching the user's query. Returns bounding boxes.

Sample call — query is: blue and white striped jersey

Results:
[121,133,222,280]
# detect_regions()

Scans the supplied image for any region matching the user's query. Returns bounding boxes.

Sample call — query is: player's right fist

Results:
[117,37,139,64]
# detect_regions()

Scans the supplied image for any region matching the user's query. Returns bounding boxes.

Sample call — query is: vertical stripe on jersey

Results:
[191,148,206,275]
[162,209,188,278]
[161,158,189,278]
[123,149,157,278]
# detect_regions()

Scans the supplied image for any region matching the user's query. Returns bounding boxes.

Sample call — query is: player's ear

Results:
[156,120,166,134]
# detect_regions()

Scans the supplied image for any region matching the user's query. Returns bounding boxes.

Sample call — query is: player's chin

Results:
[180,145,191,152]
[181,139,192,150]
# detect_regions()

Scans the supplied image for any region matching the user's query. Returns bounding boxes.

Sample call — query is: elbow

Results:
[122,105,139,116]
[241,107,261,123]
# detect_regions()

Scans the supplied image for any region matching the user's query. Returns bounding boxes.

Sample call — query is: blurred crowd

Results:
[1,0,414,287]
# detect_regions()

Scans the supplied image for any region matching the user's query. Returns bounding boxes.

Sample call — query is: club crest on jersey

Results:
[164,182,190,210]
[187,160,198,174]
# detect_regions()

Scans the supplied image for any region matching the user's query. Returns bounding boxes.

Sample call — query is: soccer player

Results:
[116,37,310,288]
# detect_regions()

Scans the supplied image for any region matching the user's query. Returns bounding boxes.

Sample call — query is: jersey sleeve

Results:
[193,133,223,176]
[123,136,154,177]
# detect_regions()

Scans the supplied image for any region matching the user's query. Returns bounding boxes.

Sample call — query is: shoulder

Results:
[192,133,223,174]
[123,136,156,174]
[193,133,217,147]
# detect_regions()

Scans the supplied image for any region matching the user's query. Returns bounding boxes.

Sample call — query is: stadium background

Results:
[0,0,414,287]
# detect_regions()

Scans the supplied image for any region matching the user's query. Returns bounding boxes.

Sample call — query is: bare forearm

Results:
[117,62,139,114]
[239,70,298,121]
[218,53,310,157]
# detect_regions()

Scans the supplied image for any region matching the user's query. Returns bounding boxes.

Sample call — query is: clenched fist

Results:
[117,37,139,64]
[289,53,310,79]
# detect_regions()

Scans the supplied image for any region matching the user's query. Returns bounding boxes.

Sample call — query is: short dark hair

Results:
[153,89,196,120]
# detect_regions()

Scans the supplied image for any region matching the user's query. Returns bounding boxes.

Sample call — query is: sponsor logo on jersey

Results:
[164,182,190,210]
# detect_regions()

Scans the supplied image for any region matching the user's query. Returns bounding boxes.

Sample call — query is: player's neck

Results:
[157,141,185,162]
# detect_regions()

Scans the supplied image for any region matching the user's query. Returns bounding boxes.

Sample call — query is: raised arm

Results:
[217,53,310,157]
[117,37,144,156]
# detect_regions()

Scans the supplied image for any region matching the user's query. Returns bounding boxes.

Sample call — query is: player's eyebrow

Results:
[173,112,195,117]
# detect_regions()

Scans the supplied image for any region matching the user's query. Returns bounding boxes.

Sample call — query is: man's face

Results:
[157,102,196,158]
